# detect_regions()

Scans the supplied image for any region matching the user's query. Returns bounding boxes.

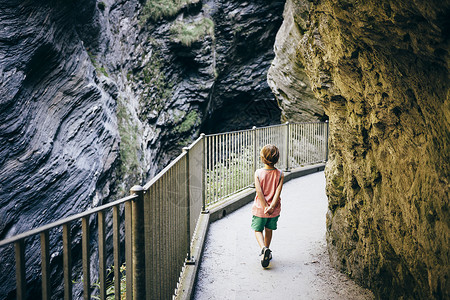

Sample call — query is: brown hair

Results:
[260,144,279,166]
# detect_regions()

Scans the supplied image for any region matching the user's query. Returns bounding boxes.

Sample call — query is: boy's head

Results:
[260,144,279,166]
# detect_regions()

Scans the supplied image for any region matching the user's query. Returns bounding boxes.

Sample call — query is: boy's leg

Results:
[255,231,265,249]
[264,228,273,248]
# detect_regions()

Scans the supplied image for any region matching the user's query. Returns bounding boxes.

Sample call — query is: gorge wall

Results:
[0,0,285,298]
[270,0,449,298]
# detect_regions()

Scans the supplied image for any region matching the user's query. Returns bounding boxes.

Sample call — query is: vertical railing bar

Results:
[162,174,169,299]
[205,136,209,206]
[41,230,50,300]
[237,132,241,191]
[221,134,224,200]
[210,135,214,204]
[252,127,257,179]
[304,123,306,165]
[154,178,160,299]
[63,222,72,300]
[185,152,191,258]
[213,134,217,203]
[241,132,243,189]
[298,124,301,165]
[221,134,225,200]
[208,136,211,206]
[168,168,173,295]
[98,210,106,300]
[125,199,133,300]
[161,173,167,299]
[201,134,206,212]
[81,217,90,300]
[171,169,176,297]
[315,123,318,162]
[309,123,312,164]
[313,123,316,162]
[172,167,177,296]
[227,133,230,198]
[15,239,26,300]
[217,135,220,201]
[165,172,170,300]
[151,181,158,299]
[251,129,255,183]
[224,133,227,198]
[303,123,307,164]
[233,132,237,194]
[306,123,309,164]
[112,205,121,300]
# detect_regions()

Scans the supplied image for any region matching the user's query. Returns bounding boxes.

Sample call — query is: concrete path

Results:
[193,171,374,300]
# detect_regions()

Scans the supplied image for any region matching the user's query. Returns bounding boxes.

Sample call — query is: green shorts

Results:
[251,215,280,231]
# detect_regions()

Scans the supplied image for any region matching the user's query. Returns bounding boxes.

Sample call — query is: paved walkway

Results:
[193,171,374,300]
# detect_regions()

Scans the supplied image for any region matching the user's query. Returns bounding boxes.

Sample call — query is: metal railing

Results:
[0,121,328,300]
[205,122,328,205]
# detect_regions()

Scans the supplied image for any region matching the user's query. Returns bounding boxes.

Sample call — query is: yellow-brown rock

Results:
[270,0,449,298]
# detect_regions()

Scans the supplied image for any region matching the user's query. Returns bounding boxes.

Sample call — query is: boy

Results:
[251,144,284,268]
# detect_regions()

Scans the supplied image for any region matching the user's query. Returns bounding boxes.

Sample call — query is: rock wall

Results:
[0,0,284,298]
[270,0,449,298]
[267,0,325,123]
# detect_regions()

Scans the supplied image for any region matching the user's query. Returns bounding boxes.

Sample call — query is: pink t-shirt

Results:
[252,168,282,218]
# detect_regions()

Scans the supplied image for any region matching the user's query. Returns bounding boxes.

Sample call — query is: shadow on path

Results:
[193,172,374,300]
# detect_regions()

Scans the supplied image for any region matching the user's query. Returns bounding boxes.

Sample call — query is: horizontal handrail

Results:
[143,151,187,190]
[0,194,138,247]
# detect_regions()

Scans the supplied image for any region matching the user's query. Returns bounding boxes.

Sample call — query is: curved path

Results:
[193,171,374,300]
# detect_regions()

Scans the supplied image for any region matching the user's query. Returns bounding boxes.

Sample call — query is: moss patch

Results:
[139,47,173,120]
[117,98,139,176]
[174,110,199,134]
[170,17,214,47]
[140,0,199,23]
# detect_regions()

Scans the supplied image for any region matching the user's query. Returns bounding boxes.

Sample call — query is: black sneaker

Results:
[261,247,271,268]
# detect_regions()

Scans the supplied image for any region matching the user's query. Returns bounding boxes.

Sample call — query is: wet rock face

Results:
[273,0,449,298]
[0,0,284,298]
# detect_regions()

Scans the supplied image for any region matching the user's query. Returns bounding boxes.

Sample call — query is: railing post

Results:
[284,122,290,172]
[252,126,257,178]
[183,147,195,265]
[15,240,26,300]
[40,231,50,300]
[62,223,72,300]
[200,133,208,213]
[125,199,133,300]
[325,120,329,162]
[130,185,146,299]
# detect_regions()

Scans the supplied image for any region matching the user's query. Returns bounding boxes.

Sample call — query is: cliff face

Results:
[0,0,284,298]
[267,0,325,122]
[270,0,449,298]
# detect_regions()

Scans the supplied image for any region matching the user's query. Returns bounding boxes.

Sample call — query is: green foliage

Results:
[170,17,214,46]
[139,48,173,117]
[87,51,109,77]
[174,110,199,134]
[117,98,140,176]
[92,265,127,300]
[140,0,199,23]
[206,146,254,205]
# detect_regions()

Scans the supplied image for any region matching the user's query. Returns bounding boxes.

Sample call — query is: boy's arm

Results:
[265,173,284,215]
[254,171,268,209]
